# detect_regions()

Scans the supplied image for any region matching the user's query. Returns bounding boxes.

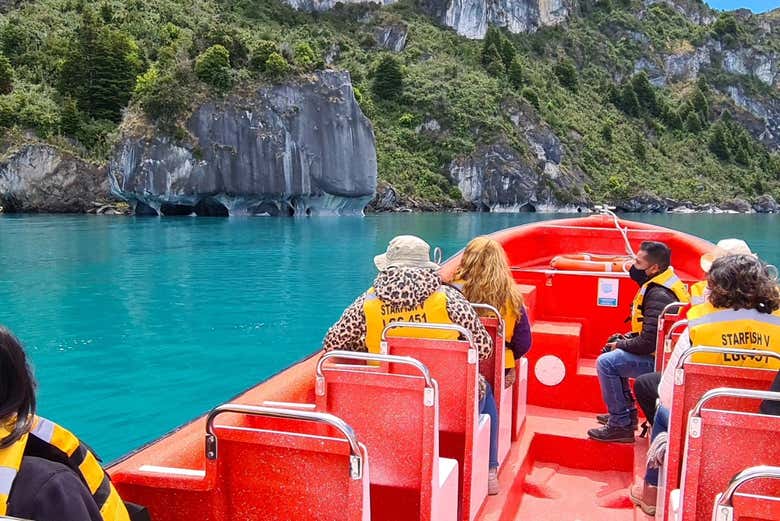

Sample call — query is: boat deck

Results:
[481,405,653,521]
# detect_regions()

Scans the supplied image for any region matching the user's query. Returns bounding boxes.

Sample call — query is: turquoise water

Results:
[0,212,778,461]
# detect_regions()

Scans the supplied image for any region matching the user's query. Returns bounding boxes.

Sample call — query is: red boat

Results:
[108,214,780,521]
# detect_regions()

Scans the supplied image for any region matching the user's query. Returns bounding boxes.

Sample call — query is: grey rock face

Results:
[614,192,669,213]
[0,144,109,213]
[284,0,394,11]
[421,0,570,39]
[726,85,780,150]
[719,197,753,213]
[664,46,710,82]
[110,71,377,216]
[752,194,779,213]
[374,24,408,52]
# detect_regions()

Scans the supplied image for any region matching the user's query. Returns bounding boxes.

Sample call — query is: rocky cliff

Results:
[109,71,377,216]
[0,144,111,213]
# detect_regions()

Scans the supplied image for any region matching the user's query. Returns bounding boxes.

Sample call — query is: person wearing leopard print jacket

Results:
[322,235,501,495]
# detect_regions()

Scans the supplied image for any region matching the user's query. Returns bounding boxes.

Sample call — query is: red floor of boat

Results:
[478,405,654,521]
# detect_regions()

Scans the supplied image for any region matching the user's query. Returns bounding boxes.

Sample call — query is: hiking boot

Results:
[596,410,638,429]
[629,481,657,516]
[587,424,635,443]
[488,467,500,496]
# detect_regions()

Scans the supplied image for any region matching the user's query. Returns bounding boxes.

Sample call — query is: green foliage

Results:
[195,45,232,92]
[482,43,505,77]
[499,38,515,72]
[134,66,189,123]
[264,52,290,79]
[0,83,61,136]
[372,55,403,101]
[521,87,540,109]
[553,59,578,91]
[0,53,12,94]
[250,40,279,72]
[508,57,524,90]
[294,41,317,69]
[630,72,657,115]
[59,8,142,122]
[685,112,702,133]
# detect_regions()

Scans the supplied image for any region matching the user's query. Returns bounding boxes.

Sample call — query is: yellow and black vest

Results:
[364,286,458,353]
[630,267,691,333]
[451,280,518,369]
[690,280,708,306]
[0,416,130,521]
[688,301,780,368]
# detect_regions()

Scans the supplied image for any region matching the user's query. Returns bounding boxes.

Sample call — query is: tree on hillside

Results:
[482,43,505,76]
[482,27,502,64]
[553,59,578,91]
[508,57,524,90]
[250,40,279,72]
[630,72,657,115]
[59,8,142,122]
[195,45,233,92]
[265,52,290,79]
[0,53,13,94]
[690,87,709,123]
[499,38,515,71]
[372,55,403,100]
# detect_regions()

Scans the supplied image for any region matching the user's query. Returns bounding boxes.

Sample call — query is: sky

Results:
[706,0,779,12]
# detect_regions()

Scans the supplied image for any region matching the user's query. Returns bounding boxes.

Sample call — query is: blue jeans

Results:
[596,349,655,428]
[645,405,670,486]
[478,381,499,469]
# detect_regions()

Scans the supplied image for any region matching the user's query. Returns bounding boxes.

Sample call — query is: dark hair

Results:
[640,241,671,271]
[708,255,780,313]
[0,327,37,448]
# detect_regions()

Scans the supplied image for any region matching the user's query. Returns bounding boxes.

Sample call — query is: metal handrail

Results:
[204,404,363,479]
[712,465,780,521]
[660,301,687,320]
[674,346,780,385]
[381,321,475,346]
[316,350,434,389]
[471,303,506,341]
[691,387,780,418]
[675,346,780,372]
[664,319,689,351]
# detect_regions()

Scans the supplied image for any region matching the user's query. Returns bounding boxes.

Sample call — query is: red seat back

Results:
[315,352,439,521]
[680,391,780,521]
[663,357,777,521]
[114,405,370,521]
[712,466,780,521]
[478,315,506,404]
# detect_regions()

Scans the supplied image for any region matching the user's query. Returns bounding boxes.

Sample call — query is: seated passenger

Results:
[632,238,757,426]
[589,241,690,443]
[0,326,133,521]
[450,236,532,388]
[691,238,755,304]
[322,235,502,494]
[629,254,780,515]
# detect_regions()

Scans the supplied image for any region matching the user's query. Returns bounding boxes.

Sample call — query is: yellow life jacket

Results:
[630,267,691,333]
[690,280,708,306]
[451,280,518,369]
[687,301,780,368]
[363,286,458,353]
[0,416,129,520]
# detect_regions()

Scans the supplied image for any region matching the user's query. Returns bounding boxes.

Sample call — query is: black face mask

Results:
[629,265,650,286]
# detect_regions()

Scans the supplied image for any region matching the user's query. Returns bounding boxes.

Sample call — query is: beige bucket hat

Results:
[700,238,755,273]
[374,235,439,271]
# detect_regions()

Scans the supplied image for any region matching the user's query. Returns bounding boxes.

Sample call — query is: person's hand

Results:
[505,367,517,388]
[602,342,617,354]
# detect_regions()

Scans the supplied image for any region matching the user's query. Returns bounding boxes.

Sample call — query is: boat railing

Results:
[380,321,477,362]
[674,346,780,385]
[690,387,780,419]
[315,350,436,405]
[204,404,364,479]
[657,315,688,371]
[711,465,780,521]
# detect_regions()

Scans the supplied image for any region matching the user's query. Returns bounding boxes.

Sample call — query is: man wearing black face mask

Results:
[588,241,690,443]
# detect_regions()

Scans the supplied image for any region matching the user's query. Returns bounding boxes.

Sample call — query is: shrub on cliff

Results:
[264,52,290,79]
[195,45,233,92]
[294,41,317,70]
[508,57,524,90]
[250,40,278,72]
[553,59,578,91]
[373,55,403,101]
[0,53,13,95]
[134,66,189,123]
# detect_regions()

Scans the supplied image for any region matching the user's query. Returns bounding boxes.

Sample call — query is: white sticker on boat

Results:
[597,278,619,307]
[534,355,566,387]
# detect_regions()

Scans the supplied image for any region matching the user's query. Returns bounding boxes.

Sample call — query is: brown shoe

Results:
[488,467,500,495]
[629,481,657,516]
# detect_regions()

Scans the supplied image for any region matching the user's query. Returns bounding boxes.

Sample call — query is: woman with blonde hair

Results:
[452,236,532,388]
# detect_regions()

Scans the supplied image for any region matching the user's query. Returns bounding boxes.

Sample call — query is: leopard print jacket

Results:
[322,267,494,397]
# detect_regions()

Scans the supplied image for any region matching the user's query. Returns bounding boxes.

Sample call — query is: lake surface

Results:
[0,212,777,461]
